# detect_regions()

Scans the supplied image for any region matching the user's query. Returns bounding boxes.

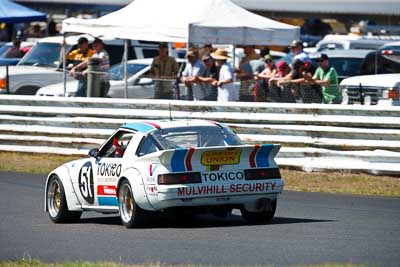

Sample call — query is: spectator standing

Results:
[268,61,291,102]
[210,48,235,102]
[236,45,259,101]
[289,40,311,64]
[181,50,208,100]
[253,54,276,101]
[312,53,341,104]
[87,38,110,97]
[196,53,219,101]
[277,59,308,102]
[4,38,23,58]
[255,55,276,80]
[199,44,214,58]
[69,37,95,97]
[150,42,179,99]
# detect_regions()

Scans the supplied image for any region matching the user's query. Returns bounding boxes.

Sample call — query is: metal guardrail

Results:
[0,95,399,176]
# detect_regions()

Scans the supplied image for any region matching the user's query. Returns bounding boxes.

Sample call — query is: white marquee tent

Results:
[62,0,299,45]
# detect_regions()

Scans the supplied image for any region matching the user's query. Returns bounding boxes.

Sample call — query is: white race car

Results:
[45,120,284,228]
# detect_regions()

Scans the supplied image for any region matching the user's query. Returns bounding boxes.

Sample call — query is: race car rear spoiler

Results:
[158,144,280,173]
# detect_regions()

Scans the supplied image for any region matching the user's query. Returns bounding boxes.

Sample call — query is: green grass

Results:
[0,260,369,267]
[0,152,399,197]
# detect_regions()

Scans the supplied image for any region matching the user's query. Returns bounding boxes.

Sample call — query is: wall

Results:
[1,95,399,175]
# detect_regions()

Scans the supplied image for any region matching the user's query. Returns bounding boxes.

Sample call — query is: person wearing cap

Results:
[255,55,276,80]
[195,53,219,100]
[210,48,236,102]
[199,44,214,59]
[311,53,341,104]
[275,58,309,102]
[254,55,276,101]
[289,40,311,64]
[181,49,208,100]
[69,37,96,97]
[150,42,179,99]
[268,61,291,102]
[236,45,260,102]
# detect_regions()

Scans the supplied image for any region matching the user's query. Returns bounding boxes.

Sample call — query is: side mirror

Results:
[88,148,99,158]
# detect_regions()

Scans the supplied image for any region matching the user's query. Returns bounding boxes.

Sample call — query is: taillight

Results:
[158,172,201,185]
[381,50,394,55]
[388,88,399,100]
[244,168,281,180]
[0,78,7,89]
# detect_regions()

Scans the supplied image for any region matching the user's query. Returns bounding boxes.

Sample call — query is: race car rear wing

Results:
[158,144,280,173]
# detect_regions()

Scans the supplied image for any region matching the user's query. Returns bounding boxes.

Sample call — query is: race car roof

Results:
[121,120,222,134]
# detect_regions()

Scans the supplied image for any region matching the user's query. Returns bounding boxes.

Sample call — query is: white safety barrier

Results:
[0,95,399,176]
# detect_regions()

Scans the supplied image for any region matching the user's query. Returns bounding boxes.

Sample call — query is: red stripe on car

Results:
[249,145,260,168]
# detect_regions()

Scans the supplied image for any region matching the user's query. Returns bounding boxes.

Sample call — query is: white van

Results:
[316,34,400,52]
[0,35,160,95]
[340,74,400,106]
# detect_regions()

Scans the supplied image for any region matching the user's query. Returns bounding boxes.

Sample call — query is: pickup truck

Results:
[340,73,400,106]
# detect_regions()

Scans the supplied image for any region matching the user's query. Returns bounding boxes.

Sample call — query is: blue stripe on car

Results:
[256,144,273,167]
[171,148,188,172]
[98,197,118,206]
[122,122,155,133]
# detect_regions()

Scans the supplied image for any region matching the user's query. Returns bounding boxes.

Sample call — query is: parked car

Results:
[0,35,160,95]
[37,58,185,98]
[359,47,400,75]
[0,41,35,66]
[310,49,373,81]
[340,74,400,106]
[36,57,241,100]
[44,119,284,227]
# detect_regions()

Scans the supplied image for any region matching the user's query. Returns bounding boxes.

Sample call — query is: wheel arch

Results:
[44,165,82,212]
[15,85,40,95]
[117,167,155,211]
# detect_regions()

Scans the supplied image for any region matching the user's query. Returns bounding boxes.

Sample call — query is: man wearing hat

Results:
[181,49,208,100]
[312,53,341,104]
[150,42,179,99]
[210,48,236,102]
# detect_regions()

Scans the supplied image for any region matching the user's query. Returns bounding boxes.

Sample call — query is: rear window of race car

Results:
[137,126,244,156]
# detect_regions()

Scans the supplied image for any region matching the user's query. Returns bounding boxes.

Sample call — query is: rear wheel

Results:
[241,199,277,224]
[118,180,148,228]
[47,175,81,223]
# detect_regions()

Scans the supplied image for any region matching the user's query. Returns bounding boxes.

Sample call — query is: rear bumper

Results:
[150,179,284,210]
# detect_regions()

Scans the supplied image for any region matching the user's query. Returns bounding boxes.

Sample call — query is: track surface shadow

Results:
[78,214,334,228]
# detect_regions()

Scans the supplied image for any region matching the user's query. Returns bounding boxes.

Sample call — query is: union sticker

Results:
[201,149,241,166]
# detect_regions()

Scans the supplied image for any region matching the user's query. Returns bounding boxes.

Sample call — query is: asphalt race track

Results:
[0,172,399,266]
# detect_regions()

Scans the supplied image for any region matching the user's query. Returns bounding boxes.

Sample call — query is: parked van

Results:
[0,35,160,95]
[340,74,400,106]
[316,34,400,52]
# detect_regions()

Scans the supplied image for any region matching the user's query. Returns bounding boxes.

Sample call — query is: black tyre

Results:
[241,199,277,224]
[46,175,82,223]
[118,180,149,228]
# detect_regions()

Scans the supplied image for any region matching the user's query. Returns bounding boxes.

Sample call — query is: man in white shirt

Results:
[181,50,208,100]
[210,48,236,102]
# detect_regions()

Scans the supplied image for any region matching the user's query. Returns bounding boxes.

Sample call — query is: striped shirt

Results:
[92,49,110,82]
